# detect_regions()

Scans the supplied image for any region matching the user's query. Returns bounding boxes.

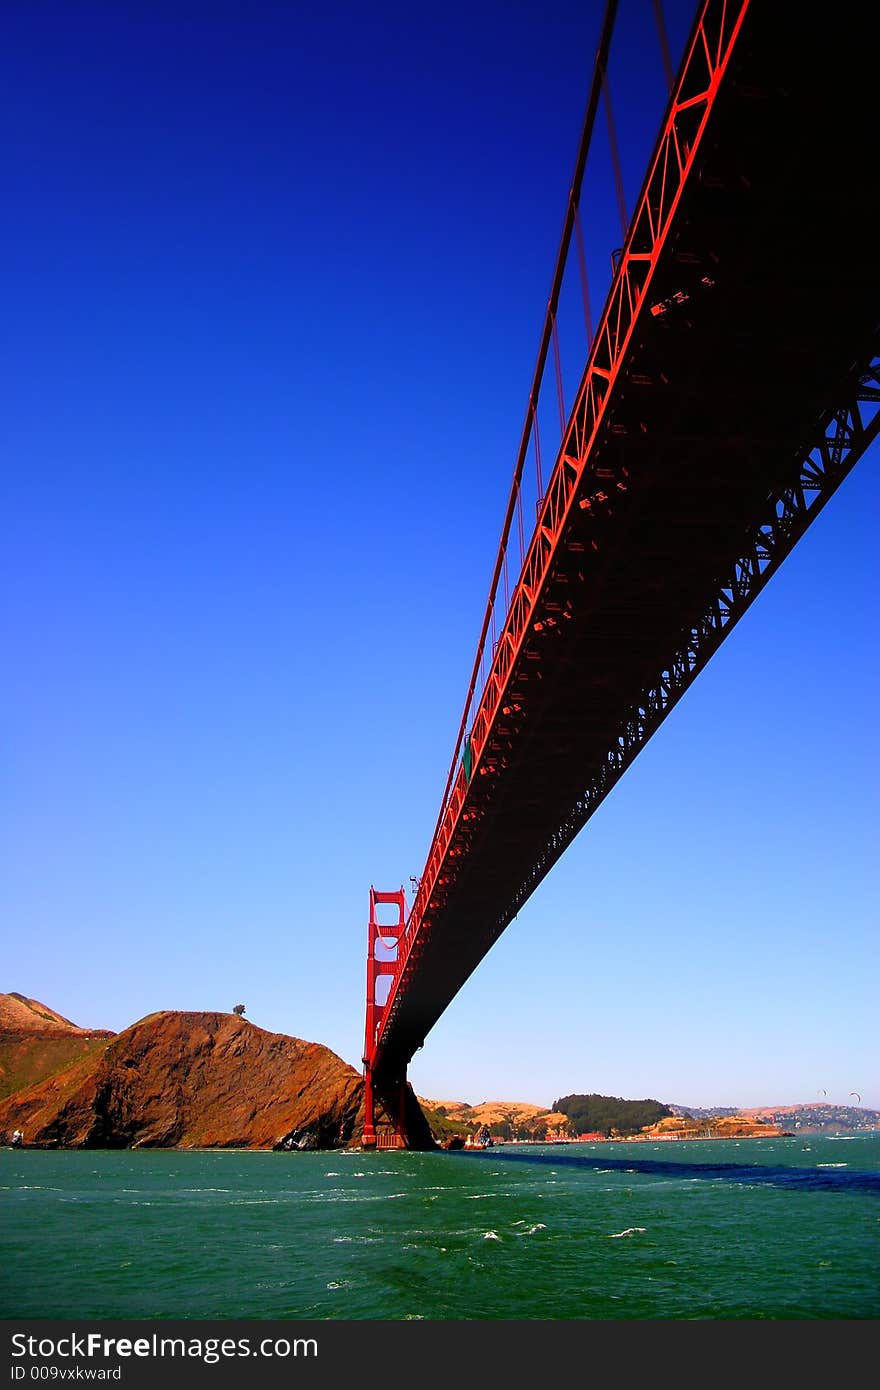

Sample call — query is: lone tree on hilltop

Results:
[233,1003,246,1017]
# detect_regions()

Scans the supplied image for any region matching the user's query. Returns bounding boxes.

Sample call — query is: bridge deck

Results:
[374,2,878,1077]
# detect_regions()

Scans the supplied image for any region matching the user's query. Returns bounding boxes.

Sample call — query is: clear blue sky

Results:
[3,2,877,1113]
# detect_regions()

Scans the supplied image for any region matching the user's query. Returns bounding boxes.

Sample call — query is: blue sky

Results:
[3,1,877,1113]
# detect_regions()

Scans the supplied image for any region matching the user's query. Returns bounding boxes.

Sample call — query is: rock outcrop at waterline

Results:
[0,1010,367,1150]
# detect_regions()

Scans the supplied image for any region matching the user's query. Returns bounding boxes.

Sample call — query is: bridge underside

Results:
[372,2,879,1088]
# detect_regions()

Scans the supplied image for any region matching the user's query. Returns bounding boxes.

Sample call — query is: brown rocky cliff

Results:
[0,1010,367,1150]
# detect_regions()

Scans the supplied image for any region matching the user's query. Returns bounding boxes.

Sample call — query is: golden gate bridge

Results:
[360,0,879,1146]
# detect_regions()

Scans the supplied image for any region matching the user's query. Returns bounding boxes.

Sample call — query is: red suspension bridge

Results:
[361,0,879,1148]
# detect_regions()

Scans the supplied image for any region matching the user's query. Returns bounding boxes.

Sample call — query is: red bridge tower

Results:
[362,886,408,1149]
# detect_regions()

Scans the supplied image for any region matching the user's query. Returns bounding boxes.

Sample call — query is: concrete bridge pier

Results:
[361,1065,435,1150]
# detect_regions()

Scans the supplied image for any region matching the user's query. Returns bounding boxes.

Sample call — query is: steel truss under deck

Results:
[496,354,880,931]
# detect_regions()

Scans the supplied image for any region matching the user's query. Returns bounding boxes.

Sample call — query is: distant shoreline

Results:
[476,1133,796,1148]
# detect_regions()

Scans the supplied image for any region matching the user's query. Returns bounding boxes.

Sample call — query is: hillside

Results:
[741,1102,879,1133]
[418,1098,571,1143]
[0,992,90,1032]
[666,1099,878,1132]
[554,1093,672,1137]
[0,992,115,1101]
[641,1114,787,1140]
[0,1010,368,1149]
[416,1094,838,1144]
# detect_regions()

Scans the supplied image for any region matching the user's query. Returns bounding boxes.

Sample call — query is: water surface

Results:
[2,1134,877,1319]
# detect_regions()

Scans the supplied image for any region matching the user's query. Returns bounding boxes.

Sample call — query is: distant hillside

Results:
[0,1010,368,1149]
[666,1100,878,1132]
[0,992,107,1035]
[554,1093,672,1137]
[420,1095,682,1142]
[418,1098,571,1143]
[642,1113,787,1140]
[0,992,115,1101]
[665,1103,740,1119]
[742,1103,879,1133]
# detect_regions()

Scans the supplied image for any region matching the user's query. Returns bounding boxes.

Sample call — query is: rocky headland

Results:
[0,1000,366,1150]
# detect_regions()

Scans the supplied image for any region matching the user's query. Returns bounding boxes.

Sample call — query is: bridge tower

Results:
[362,886,408,1148]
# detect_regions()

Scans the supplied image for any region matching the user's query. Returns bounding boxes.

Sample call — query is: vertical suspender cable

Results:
[516,490,525,566]
[574,207,594,348]
[552,315,566,437]
[424,0,620,853]
[602,69,629,241]
[532,402,544,501]
[652,0,675,92]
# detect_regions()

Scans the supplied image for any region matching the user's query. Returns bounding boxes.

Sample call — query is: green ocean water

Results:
[1,1135,878,1320]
